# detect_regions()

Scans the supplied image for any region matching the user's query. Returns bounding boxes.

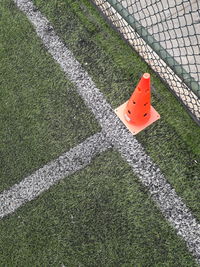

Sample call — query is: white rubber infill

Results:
[12,0,200,264]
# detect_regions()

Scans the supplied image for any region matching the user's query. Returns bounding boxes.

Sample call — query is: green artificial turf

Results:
[33,0,200,222]
[0,0,99,192]
[0,150,197,266]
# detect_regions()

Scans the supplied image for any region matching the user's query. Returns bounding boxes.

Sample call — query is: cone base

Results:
[114,101,160,135]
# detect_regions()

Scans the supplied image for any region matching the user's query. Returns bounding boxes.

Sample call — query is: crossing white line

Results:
[10,0,200,263]
[0,132,110,218]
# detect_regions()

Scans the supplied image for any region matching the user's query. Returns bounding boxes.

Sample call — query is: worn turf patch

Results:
[32,0,200,222]
[0,150,197,266]
[0,0,100,192]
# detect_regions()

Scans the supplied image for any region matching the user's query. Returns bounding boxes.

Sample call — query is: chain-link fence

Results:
[90,0,200,125]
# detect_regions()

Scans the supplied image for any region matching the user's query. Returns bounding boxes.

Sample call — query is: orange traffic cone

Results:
[115,73,160,135]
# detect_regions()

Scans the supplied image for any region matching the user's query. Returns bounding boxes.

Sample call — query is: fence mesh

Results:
[90,0,200,124]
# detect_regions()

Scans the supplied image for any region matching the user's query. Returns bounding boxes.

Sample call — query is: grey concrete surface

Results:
[93,0,200,120]
[122,0,200,82]
[9,0,200,263]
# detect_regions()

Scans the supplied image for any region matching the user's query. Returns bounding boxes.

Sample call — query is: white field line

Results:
[10,0,200,263]
[91,0,200,120]
[0,132,110,219]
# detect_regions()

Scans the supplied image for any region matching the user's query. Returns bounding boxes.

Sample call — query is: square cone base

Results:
[114,101,160,135]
